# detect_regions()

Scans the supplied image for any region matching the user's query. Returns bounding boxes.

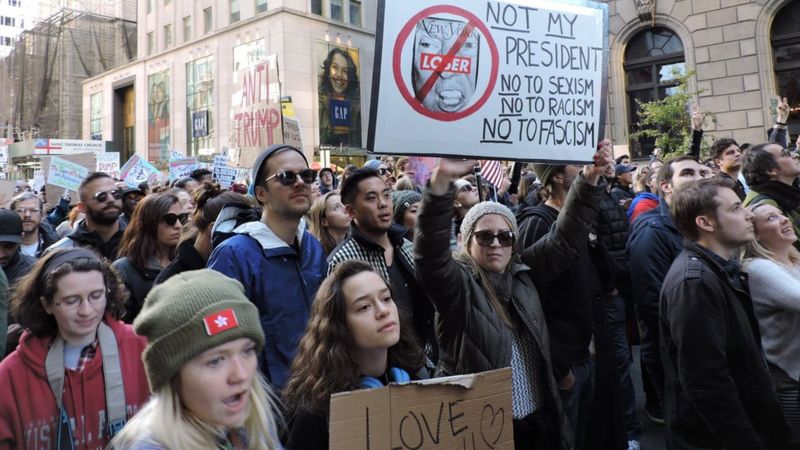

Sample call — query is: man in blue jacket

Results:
[207,144,327,389]
[626,155,704,423]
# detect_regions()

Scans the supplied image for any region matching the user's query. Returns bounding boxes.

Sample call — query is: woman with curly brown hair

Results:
[282,260,425,450]
[0,248,149,449]
[112,192,183,322]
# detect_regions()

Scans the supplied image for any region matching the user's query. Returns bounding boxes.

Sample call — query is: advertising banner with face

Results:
[369,0,608,163]
[148,70,171,163]
[317,42,362,149]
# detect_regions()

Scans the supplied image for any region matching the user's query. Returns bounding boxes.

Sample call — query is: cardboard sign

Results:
[229,55,284,168]
[0,179,14,208]
[47,156,90,191]
[369,0,608,163]
[96,152,121,179]
[330,368,513,450]
[120,154,161,187]
[169,158,198,181]
[283,116,303,150]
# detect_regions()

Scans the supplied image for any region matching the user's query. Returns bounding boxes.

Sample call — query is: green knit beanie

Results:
[133,269,265,391]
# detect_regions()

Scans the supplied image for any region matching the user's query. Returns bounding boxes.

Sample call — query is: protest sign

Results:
[283,116,304,150]
[229,54,284,168]
[213,166,238,188]
[47,156,90,191]
[0,179,14,208]
[330,368,513,450]
[40,153,97,205]
[96,152,121,179]
[32,170,45,192]
[120,154,161,188]
[368,0,608,163]
[169,158,198,181]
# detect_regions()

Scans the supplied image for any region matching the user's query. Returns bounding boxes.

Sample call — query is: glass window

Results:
[310,0,322,15]
[772,2,800,141]
[146,31,154,55]
[349,0,361,27]
[164,0,170,5]
[233,38,266,77]
[90,93,102,140]
[331,0,342,21]
[183,16,191,42]
[148,71,171,162]
[624,27,685,158]
[186,56,215,157]
[203,7,213,34]
[146,0,151,14]
[163,24,172,49]
[230,0,240,24]
[256,0,267,13]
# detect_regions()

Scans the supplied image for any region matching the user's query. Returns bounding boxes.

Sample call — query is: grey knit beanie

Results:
[459,201,518,245]
[134,269,265,391]
[391,190,422,224]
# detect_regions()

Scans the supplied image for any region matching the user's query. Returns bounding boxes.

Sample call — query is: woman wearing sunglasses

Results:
[0,248,149,449]
[112,192,184,322]
[413,155,610,450]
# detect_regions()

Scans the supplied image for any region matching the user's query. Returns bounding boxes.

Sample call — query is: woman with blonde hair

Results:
[110,269,283,450]
[282,260,425,450]
[306,192,350,255]
[742,203,800,448]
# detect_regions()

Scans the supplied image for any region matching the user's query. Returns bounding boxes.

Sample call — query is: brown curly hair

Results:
[282,260,424,415]
[117,192,180,269]
[10,249,128,337]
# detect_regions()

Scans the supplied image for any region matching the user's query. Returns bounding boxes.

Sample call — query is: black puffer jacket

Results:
[415,174,605,450]
[112,256,163,323]
[660,241,790,450]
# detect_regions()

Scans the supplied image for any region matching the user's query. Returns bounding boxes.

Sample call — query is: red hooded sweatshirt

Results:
[0,318,150,450]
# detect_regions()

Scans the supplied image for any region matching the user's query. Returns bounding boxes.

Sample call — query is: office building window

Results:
[148,71,171,161]
[256,0,267,13]
[183,16,191,42]
[311,0,322,15]
[163,24,172,49]
[146,0,151,13]
[230,0,240,24]
[772,1,800,141]
[203,7,213,34]
[349,0,361,26]
[331,0,342,21]
[186,56,215,156]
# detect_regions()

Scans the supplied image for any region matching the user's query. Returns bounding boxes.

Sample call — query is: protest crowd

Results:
[0,93,799,450]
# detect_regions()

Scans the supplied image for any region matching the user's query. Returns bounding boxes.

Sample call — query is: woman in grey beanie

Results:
[414,153,611,450]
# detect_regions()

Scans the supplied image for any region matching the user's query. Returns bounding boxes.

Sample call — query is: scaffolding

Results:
[0,1,136,141]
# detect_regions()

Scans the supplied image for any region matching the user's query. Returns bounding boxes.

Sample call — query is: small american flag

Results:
[480,159,506,188]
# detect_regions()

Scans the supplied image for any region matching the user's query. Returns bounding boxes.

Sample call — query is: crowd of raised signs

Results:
[0,99,799,450]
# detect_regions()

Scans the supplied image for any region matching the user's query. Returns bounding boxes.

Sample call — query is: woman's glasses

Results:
[473,230,515,247]
[265,169,318,186]
[162,212,189,226]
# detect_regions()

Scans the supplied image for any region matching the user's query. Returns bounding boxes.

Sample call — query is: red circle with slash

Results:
[392,5,499,122]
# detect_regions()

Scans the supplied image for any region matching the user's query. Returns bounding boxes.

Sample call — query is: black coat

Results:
[112,256,162,323]
[153,238,205,285]
[659,241,790,450]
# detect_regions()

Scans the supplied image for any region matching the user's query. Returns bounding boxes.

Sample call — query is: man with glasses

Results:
[207,144,327,390]
[47,172,126,260]
[10,192,58,258]
[742,143,800,251]
[119,187,145,225]
[327,167,438,366]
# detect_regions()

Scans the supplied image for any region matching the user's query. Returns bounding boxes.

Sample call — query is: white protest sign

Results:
[96,152,121,179]
[282,116,304,150]
[120,154,161,187]
[369,0,608,163]
[32,170,45,192]
[47,156,90,191]
[213,166,238,188]
[169,158,198,181]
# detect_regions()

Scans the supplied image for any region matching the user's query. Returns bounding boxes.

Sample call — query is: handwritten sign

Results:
[169,158,198,181]
[283,116,304,151]
[0,179,14,208]
[229,55,284,168]
[369,0,608,163]
[96,152,121,179]
[120,154,161,187]
[330,368,513,450]
[40,153,97,206]
[47,156,90,191]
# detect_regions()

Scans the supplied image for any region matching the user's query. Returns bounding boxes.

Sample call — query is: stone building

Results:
[605,0,800,158]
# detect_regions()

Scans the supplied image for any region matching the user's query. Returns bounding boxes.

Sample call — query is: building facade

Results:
[82,0,376,164]
[606,0,800,159]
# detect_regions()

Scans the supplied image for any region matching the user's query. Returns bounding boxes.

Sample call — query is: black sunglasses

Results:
[162,212,189,226]
[473,230,515,247]
[265,169,317,186]
[377,168,390,177]
[93,189,122,203]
